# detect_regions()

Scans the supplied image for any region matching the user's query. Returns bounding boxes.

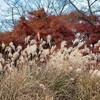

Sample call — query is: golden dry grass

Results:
[0,58,100,100]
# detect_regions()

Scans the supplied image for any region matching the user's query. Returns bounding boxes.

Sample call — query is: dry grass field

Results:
[0,41,100,100]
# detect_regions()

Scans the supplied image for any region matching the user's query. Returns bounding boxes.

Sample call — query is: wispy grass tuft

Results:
[0,60,100,100]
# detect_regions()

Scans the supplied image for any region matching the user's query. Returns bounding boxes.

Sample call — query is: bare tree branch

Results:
[87,0,93,16]
[91,0,98,6]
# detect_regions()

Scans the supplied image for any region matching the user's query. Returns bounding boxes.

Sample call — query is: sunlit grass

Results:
[0,59,100,100]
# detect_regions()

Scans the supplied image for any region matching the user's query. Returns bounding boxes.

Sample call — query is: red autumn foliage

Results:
[0,9,100,50]
[1,32,13,45]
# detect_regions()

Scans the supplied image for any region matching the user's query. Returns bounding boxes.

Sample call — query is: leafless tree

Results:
[0,0,99,32]
[68,0,100,25]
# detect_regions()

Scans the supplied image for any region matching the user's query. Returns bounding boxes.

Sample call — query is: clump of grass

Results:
[74,72,100,100]
[0,60,100,100]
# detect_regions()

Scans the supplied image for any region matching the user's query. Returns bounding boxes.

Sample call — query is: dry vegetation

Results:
[0,38,100,100]
[0,55,100,100]
[0,9,100,100]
